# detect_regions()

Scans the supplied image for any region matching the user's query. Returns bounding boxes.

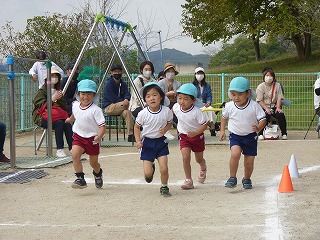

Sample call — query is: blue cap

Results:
[229,77,250,92]
[77,79,97,93]
[177,83,198,98]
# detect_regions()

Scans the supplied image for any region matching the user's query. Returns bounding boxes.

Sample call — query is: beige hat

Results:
[163,62,179,75]
[45,66,61,79]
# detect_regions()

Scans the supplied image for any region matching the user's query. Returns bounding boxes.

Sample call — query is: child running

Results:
[134,82,173,197]
[219,77,266,189]
[172,83,208,190]
[66,79,106,189]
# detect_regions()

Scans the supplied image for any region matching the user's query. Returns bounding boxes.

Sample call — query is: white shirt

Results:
[172,103,207,134]
[136,105,173,139]
[221,99,266,136]
[29,61,64,89]
[314,78,320,109]
[72,101,106,138]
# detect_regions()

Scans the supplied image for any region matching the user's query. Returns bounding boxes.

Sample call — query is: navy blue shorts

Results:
[140,136,169,162]
[229,132,258,156]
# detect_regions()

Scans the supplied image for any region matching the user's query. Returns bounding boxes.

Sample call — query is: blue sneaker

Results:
[242,178,252,189]
[225,177,237,188]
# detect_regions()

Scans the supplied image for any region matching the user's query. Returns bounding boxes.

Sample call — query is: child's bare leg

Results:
[195,151,206,169]
[243,155,255,179]
[229,145,242,177]
[89,155,100,174]
[157,156,169,185]
[181,147,192,179]
[72,145,85,173]
[143,160,154,179]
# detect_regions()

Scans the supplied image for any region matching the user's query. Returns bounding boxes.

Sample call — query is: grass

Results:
[209,51,320,73]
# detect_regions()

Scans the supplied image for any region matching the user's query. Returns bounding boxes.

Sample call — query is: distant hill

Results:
[146,48,211,74]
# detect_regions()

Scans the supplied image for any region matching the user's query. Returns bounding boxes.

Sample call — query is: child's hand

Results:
[219,130,226,141]
[93,136,102,144]
[159,128,165,136]
[252,125,259,133]
[136,141,143,149]
[187,131,197,138]
[65,117,72,123]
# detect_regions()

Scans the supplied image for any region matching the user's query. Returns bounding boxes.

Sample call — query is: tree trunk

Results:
[252,35,261,61]
[304,32,312,59]
[291,34,305,60]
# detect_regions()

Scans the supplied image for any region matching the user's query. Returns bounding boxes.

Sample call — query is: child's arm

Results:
[187,124,207,138]
[219,117,228,141]
[93,126,106,144]
[65,113,75,123]
[252,119,267,133]
[159,122,173,136]
[134,124,143,149]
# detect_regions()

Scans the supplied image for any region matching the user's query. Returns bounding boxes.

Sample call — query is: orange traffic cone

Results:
[278,165,294,193]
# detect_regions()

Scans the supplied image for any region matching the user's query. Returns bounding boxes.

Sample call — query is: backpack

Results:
[263,124,279,140]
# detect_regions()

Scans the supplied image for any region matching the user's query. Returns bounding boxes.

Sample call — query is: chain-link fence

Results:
[1,71,319,132]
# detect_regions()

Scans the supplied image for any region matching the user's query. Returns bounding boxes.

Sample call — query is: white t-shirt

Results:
[29,61,64,89]
[314,78,320,109]
[136,105,173,139]
[172,103,207,135]
[221,99,266,136]
[72,101,106,138]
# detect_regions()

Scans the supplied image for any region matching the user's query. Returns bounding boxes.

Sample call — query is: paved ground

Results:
[0,130,319,240]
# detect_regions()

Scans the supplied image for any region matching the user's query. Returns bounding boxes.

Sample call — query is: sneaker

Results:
[242,178,252,189]
[164,131,175,140]
[128,134,136,142]
[160,186,171,197]
[145,163,155,183]
[258,135,264,140]
[210,129,216,136]
[225,177,237,188]
[94,175,103,188]
[56,149,67,157]
[198,168,207,183]
[0,154,10,163]
[282,134,288,140]
[72,178,87,189]
[181,179,194,190]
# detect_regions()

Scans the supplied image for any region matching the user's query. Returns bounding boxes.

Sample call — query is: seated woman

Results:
[192,67,217,136]
[129,60,156,118]
[256,68,288,140]
[32,66,73,157]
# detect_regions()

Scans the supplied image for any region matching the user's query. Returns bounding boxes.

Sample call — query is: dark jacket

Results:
[194,82,213,104]
[32,86,67,126]
[102,76,131,109]
[61,77,79,116]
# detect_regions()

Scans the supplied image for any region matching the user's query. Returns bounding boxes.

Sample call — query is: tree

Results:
[181,0,271,61]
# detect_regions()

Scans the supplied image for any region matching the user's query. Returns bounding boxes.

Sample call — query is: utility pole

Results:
[158,30,163,65]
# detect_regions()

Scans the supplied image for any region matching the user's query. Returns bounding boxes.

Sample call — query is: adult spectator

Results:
[32,66,73,157]
[314,77,320,132]
[103,64,135,142]
[29,50,64,89]
[0,121,10,163]
[256,68,288,140]
[192,67,217,136]
[61,62,80,116]
[129,60,156,118]
[158,62,181,127]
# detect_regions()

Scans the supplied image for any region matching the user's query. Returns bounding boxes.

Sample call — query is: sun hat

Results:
[77,79,97,93]
[110,63,122,71]
[229,77,250,92]
[139,82,170,106]
[177,83,204,108]
[45,66,61,79]
[163,62,179,75]
[194,67,205,73]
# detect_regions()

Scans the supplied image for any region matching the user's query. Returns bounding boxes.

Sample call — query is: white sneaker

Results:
[56,149,67,157]
[258,135,264,140]
[164,131,175,140]
[282,134,288,140]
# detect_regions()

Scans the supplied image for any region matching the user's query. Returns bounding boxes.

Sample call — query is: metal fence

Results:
[0,72,319,132]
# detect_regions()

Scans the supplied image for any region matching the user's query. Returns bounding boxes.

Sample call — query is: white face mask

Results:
[196,74,204,82]
[51,77,59,84]
[143,70,152,78]
[264,76,274,84]
[166,72,175,80]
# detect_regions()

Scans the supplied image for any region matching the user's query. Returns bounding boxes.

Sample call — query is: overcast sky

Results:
[0,0,217,57]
